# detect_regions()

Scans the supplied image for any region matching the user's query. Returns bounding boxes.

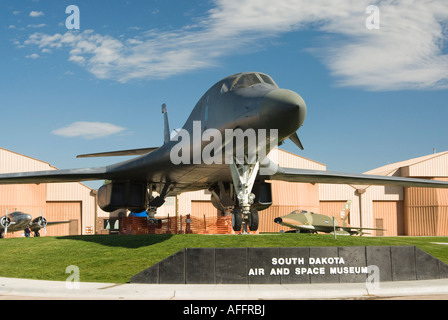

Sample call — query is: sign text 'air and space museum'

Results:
[131,246,448,285]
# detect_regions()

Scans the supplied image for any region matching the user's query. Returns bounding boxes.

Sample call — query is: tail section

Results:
[162,103,170,144]
[77,104,170,158]
[340,200,352,227]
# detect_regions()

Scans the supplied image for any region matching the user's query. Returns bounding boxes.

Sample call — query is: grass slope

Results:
[1,234,447,283]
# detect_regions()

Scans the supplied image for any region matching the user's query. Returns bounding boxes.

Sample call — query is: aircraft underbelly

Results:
[169,164,232,193]
[108,152,232,194]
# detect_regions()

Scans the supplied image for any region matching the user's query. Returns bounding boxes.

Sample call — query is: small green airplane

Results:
[274,200,384,236]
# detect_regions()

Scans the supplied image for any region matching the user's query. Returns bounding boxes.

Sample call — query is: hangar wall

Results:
[254,149,325,233]
[0,183,47,231]
[319,184,404,236]
[2,146,447,237]
[46,182,98,235]
[150,149,325,233]
[0,148,98,238]
[405,178,448,236]
[0,148,50,238]
[148,150,448,236]
[320,152,448,236]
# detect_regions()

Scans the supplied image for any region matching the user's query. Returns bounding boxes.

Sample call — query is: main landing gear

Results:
[230,160,259,234]
[145,182,174,223]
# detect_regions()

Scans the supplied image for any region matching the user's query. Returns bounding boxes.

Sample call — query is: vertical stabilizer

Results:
[341,200,352,227]
[162,103,170,144]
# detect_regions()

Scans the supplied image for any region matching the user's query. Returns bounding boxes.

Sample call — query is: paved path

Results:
[1,277,448,300]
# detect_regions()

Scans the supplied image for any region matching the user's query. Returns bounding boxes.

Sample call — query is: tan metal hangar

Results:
[0,147,100,238]
[1,147,447,237]
[318,151,448,236]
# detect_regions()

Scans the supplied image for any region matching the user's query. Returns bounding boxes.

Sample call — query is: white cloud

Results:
[25,53,40,59]
[27,23,46,28]
[52,122,127,139]
[29,11,44,18]
[317,0,448,90]
[22,0,448,90]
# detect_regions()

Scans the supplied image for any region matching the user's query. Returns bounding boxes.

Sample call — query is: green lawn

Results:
[1,233,447,283]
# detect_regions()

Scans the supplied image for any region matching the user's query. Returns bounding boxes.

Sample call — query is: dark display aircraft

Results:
[1,72,447,233]
[0,210,69,238]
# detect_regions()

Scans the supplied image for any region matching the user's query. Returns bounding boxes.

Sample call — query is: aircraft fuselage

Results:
[0,212,32,235]
[105,72,306,194]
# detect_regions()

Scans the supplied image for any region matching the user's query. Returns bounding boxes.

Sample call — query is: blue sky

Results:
[1,0,447,189]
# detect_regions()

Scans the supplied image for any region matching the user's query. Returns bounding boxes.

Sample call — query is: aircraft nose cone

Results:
[259,89,307,139]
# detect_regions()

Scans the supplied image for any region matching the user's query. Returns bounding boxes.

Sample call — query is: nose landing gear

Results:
[230,160,260,234]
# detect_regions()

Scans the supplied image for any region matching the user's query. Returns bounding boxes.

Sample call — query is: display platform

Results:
[130,246,448,284]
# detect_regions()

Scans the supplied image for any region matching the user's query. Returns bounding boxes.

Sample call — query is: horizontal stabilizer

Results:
[77,147,158,158]
[343,226,385,231]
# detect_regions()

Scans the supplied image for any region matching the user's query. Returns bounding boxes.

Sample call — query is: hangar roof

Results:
[364,151,448,178]
[0,147,56,173]
[0,147,92,190]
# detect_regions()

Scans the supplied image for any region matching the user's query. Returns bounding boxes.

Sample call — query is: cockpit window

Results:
[220,82,230,94]
[258,73,277,87]
[232,73,261,89]
[229,73,278,91]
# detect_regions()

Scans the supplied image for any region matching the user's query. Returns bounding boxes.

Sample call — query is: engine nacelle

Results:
[98,181,147,213]
[251,181,273,211]
[0,216,11,228]
[32,216,47,228]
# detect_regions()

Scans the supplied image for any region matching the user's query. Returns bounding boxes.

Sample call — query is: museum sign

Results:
[131,246,448,284]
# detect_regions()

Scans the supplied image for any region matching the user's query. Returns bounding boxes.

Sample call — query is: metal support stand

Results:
[333,216,337,240]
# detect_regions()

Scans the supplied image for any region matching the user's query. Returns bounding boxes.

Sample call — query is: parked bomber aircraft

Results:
[1,72,448,234]
[274,201,384,235]
[0,210,69,238]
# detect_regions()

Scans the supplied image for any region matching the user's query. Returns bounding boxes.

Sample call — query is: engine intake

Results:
[98,181,147,212]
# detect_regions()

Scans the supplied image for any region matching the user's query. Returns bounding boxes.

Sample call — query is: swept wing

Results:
[0,167,108,184]
[267,166,448,189]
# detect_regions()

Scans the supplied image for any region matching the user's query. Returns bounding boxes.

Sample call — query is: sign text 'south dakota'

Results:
[271,256,346,265]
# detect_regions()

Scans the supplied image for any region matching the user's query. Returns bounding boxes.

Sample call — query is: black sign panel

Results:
[130,246,448,284]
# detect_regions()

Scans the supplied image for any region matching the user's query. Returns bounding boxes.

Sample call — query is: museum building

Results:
[0,147,101,238]
[1,147,447,237]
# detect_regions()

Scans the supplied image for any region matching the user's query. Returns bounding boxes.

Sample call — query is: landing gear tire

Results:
[232,208,242,232]
[248,208,259,231]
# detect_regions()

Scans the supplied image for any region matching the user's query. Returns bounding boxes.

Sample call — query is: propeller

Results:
[39,210,47,234]
[1,210,11,235]
[289,132,304,150]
